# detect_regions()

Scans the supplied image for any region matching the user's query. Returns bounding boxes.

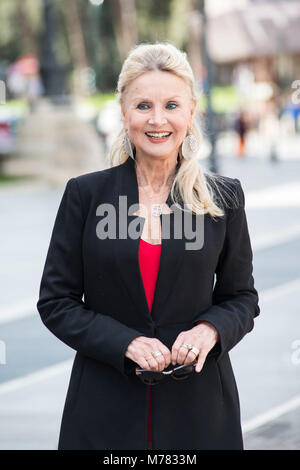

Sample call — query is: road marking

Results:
[245,182,300,209]
[0,359,73,395]
[0,298,37,325]
[1,355,300,438]
[242,393,300,433]
[251,223,300,251]
[258,278,300,303]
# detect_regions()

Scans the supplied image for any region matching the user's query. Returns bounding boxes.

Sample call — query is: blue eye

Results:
[137,103,150,110]
[137,102,178,110]
[167,102,178,109]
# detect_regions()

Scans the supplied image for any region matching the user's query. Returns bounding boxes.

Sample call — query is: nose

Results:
[148,106,167,126]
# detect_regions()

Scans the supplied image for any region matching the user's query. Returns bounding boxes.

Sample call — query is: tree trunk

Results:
[186,0,204,86]
[16,0,38,56]
[111,0,138,62]
[62,0,90,96]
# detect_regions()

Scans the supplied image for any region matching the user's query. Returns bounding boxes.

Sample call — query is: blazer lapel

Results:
[113,157,186,326]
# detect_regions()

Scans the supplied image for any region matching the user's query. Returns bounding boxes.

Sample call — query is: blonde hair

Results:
[108,42,239,218]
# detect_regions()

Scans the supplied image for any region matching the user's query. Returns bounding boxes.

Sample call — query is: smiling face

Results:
[121,70,197,162]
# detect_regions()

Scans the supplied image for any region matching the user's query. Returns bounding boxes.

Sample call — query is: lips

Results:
[145,131,172,140]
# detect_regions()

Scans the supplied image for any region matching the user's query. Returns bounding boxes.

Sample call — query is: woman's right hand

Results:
[125,336,171,371]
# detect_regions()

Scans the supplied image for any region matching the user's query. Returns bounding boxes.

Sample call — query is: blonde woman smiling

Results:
[37,42,260,450]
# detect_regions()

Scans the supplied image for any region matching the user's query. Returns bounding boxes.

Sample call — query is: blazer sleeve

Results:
[193,178,260,360]
[36,178,143,378]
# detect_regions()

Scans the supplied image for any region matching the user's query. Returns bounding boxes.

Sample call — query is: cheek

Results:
[128,115,146,135]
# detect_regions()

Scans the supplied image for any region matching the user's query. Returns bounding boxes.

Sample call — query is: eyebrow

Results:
[133,95,182,102]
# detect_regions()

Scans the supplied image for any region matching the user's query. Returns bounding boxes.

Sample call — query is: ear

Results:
[121,106,127,128]
[190,98,197,121]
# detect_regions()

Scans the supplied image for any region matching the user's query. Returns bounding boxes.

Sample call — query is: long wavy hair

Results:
[108,42,239,218]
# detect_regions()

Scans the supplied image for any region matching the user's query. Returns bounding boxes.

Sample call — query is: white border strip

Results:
[242,394,300,434]
[0,359,73,395]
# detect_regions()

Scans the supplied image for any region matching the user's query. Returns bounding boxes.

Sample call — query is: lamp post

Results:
[87,0,104,91]
[40,0,65,101]
[199,0,218,173]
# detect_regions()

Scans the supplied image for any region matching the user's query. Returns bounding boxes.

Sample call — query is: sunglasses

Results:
[135,359,197,385]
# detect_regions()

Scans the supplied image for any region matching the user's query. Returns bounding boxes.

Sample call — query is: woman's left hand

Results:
[171,321,219,373]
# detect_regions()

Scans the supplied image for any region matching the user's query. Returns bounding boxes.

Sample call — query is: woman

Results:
[37,42,260,450]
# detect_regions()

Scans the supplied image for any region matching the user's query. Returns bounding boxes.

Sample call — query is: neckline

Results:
[140,238,161,247]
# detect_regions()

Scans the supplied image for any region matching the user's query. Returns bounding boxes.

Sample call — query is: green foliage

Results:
[0,0,203,95]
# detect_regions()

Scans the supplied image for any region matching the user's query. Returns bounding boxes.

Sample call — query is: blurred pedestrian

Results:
[234,110,248,158]
[37,43,260,450]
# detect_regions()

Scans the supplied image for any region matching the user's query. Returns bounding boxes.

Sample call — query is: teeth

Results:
[146,132,171,138]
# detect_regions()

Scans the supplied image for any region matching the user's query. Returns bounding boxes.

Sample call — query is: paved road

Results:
[0,150,299,449]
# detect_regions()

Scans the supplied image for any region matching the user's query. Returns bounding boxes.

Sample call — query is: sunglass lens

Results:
[173,363,195,380]
[139,371,164,385]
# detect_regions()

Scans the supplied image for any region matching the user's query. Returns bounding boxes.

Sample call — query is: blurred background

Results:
[0,0,300,450]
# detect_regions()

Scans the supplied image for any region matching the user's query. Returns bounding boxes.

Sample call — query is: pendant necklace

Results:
[135,166,175,217]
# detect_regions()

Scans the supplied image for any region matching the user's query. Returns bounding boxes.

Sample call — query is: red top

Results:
[138,238,161,447]
[138,238,219,447]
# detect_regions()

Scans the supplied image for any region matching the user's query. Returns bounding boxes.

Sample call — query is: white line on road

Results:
[3,278,300,327]
[258,277,300,303]
[0,359,73,396]
[1,355,300,437]
[251,223,300,251]
[242,393,300,434]
[0,298,37,325]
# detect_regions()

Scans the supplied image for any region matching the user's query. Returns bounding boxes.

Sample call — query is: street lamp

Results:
[89,0,104,6]
[40,0,65,101]
[87,0,104,91]
[199,0,218,173]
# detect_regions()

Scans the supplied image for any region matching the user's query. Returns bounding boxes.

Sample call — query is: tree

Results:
[110,0,138,62]
[62,0,90,95]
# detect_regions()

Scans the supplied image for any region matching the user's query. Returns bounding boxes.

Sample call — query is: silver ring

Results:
[183,343,194,350]
[190,346,200,356]
[151,351,163,358]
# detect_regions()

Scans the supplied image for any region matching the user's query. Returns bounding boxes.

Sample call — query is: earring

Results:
[123,130,135,160]
[182,127,199,160]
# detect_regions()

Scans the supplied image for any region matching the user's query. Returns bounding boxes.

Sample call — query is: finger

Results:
[184,349,199,365]
[138,357,151,370]
[145,354,160,371]
[158,344,172,365]
[155,354,166,371]
[154,342,171,368]
[171,336,184,364]
[195,351,207,373]
[150,343,169,370]
[176,343,190,365]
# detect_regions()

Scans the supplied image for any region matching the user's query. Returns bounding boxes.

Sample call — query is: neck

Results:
[134,154,179,191]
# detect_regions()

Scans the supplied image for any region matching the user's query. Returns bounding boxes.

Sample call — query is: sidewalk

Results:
[0,361,299,450]
[244,406,300,450]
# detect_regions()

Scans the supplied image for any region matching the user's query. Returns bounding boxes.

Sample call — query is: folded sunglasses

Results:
[135,359,198,385]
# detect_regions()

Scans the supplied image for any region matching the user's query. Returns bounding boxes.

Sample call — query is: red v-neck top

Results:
[138,238,161,447]
[138,238,218,447]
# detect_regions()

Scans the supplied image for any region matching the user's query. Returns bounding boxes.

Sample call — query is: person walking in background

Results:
[37,42,260,450]
[234,110,248,158]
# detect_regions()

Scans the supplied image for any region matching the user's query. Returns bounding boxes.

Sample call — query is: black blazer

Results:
[37,156,260,450]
